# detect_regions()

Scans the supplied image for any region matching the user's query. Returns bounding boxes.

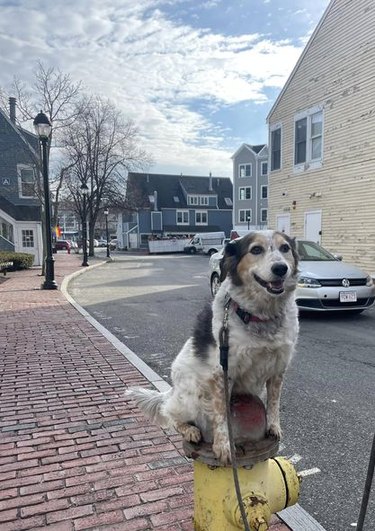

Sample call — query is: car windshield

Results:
[297,241,336,261]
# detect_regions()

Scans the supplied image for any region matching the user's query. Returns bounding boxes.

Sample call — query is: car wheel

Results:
[190,247,197,254]
[211,273,221,297]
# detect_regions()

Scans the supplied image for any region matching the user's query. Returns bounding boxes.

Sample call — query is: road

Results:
[69,252,375,531]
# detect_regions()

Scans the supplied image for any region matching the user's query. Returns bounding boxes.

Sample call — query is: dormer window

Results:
[18,165,36,198]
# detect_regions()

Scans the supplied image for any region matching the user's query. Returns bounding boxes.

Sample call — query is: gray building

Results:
[231,144,268,231]
[118,172,233,249]
[0,98,43,265]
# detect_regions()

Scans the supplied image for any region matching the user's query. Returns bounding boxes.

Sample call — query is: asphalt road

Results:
[69,252,375,531]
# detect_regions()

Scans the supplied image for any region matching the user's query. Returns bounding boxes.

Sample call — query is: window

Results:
[239,164,252,178]
[261,185,268,199]
[200,196,209,205]
[195,210,208,225]
[188,196,199,205]
[22,229,34,247]
[294,108,323,166]
[270,126,281,171]
[239,209,252,223]
[261,161,268,175]
[0,216,14,243]
[176,210,189,225]
[224,197,233,206]
[261,209,268,223]
[239,187,252,200]
[18,167,36,198]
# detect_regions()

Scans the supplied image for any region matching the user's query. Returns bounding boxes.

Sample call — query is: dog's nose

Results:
[271,262,288,277]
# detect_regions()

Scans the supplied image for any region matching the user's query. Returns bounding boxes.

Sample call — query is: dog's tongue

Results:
[269,280,284,289]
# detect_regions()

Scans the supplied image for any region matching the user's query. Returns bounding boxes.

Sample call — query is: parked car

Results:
[97,239,107,247]
[54,240,71,252]
[208,239,375,313]
[109,238,118,251]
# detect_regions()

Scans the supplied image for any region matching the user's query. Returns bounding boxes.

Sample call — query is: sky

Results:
[0,0,329,177]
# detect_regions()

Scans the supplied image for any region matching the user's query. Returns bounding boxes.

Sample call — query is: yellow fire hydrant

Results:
[183,395,301,531]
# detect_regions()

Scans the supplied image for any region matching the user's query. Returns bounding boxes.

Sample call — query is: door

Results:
[17,223,43,266]
[276,214,291,235]
[304,210,322,244]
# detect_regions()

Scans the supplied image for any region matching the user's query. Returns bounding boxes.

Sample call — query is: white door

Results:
[16,223,43,266]
[276,214,291,235]
[304,211,322,244]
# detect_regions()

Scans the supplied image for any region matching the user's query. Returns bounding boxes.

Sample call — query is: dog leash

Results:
[219,295,251,531]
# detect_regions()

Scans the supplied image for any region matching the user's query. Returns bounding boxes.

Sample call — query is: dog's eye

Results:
[280,243,290,253]
[250,245,263,255]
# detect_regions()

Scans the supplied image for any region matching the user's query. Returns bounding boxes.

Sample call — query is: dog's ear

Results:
[284,235,299,274]
[219,240,238,282]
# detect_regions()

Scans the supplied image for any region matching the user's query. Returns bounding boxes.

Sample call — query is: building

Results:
[0,98,43,265]
[231,144,268,231]
[118,172,233,249]
[267,0,375,271]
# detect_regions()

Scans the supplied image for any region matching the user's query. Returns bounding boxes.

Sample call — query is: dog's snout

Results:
[271,262,288,277]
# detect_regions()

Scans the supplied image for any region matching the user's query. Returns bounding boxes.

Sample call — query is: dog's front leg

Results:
[209,369,232,464]
[266,374,283,438]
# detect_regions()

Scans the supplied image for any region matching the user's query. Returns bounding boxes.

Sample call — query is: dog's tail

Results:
[125,387,170,427]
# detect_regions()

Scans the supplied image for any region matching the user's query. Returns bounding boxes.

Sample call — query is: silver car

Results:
[208,239,375,313]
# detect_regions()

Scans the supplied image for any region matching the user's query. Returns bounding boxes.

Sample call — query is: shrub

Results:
[0,251,34,271]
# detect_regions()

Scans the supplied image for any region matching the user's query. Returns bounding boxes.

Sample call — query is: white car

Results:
[209,239,375,313]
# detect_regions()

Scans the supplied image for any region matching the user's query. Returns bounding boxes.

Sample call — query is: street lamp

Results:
[247,215,251,231]
[33,110,58,290]
[103,208,110,258]
[80,183,89,267]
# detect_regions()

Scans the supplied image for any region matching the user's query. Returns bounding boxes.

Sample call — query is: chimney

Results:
[9,97,16,123]
[154,190,158,211]
[209,172,213,192]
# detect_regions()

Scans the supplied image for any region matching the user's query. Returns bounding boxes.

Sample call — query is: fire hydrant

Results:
[184,394,301,531]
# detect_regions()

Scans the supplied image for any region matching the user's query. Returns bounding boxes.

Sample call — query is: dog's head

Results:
[220,230,299,296]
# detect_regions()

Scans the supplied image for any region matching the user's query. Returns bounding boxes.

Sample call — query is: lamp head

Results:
[104,208,109,216]
[33,111,52,139]
[80,183,89,196]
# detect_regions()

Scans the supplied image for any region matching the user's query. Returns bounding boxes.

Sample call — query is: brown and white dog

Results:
[127,230,299,464]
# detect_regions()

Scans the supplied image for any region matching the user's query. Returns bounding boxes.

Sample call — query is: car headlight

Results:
[297,276,321,288]
[366,275,374,287]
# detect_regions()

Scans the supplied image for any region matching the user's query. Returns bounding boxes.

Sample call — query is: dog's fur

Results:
[127,230,299,464]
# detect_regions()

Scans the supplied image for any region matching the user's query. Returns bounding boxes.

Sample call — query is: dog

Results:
[127,230,299,464]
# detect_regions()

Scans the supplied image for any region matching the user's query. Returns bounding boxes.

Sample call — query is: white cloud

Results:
[0,0,307,175]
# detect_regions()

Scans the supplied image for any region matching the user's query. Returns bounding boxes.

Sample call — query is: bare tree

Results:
[62,95,152,255]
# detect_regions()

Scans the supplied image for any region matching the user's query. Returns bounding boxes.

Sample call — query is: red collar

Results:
[230,300,269,324]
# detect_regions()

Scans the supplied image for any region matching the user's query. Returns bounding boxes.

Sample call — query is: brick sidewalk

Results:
[0,254,290,530]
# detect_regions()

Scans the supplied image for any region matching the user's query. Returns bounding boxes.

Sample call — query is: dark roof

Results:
[247,144,266,154]
[128,172,233,210]
[0,196,41,221]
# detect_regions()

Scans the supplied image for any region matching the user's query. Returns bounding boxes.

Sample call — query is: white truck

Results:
[184,231,226,256]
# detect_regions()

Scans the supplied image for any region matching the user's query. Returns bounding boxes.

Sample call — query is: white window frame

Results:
[200,196,209,206]
[176,210,189,225]
[18,165,37,198]
[195,210,208,226]
[238,186,252,201]
[239,209,252,224]
[293,105,324,172]
[261,208,268,223]
[261,161,268,176]
[188,195,199,205]
[239,163,252,178]
[270,123,282,172]
[261,185,268,199]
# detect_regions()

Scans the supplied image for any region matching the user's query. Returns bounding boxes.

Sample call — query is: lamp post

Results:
[33,111,58,290]
[81,183,89,267]
[247,215,250,231]
[104,208,110,258]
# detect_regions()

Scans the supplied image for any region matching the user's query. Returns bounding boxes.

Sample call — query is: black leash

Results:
[219,296,251,531]
[357,432,375,531]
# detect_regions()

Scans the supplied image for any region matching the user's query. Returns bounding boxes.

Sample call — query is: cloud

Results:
[0,0,308,175]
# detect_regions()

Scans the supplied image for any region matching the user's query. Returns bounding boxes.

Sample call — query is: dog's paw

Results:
[183,425,202,443]
[267,422,282,440]
[212,439,232,465]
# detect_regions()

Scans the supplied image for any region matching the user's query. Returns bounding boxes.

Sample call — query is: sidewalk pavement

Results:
[0,253,291,531]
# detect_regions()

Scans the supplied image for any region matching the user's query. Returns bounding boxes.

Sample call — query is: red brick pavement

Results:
[0,253,291,530]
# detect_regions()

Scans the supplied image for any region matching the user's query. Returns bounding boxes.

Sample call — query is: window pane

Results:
[295,118,307,164]
[311,112,322,136]
[261,209,267,222]
[271,128,281,170]
[311,137,322,160]
[261,162,268,175]
[262,186,268,199]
